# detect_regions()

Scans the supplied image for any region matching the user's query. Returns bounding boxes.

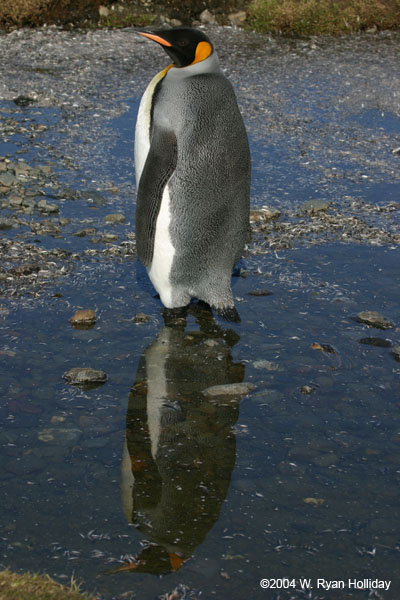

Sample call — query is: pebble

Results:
[199,9,216,24]
[300,385,315,394]
[202,382,255,397]
[74,227,97,237]
[63,367,107,386]
[250,207,280,222]
[0,218,13,230]
[392,346,400,361]
[252,360,280,371]
[0,172,17,187]
[358,337,392,347]
[248,289,272,296]
[356,311,393,329]
[69,309,97,327]
[37,199,59,214]
[133,312,151,323]
[101,233,118,243]
[105,213,126,224]
[38,427,82,446]
[301,199,330,213]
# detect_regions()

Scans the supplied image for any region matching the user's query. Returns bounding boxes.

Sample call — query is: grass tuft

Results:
[246,0,400,36]
[0,569,97,600]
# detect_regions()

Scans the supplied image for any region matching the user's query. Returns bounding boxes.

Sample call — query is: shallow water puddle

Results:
[1,241,400,599]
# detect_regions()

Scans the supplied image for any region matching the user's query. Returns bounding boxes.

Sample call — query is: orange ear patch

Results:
[192,41,212,65]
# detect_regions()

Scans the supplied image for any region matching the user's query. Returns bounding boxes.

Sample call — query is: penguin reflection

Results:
[120,309,244,574]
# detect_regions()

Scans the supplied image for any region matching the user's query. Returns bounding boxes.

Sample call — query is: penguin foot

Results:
[162,306,188,326]
[213,305,241,323]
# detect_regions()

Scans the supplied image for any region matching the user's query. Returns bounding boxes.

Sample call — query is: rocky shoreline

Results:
[0,0,248,31]
[1,147,399,302]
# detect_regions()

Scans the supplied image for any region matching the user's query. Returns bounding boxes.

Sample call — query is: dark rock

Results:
[248,289,272,296]
[392,346,400,361]
[13,95,36,107]
[133,312,151,323]
[358,337,392,347]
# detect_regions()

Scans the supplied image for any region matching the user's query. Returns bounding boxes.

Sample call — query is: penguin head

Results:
[137,27,214,68]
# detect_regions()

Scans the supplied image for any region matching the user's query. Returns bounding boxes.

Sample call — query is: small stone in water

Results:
[311,342,336,353]
[392,346,400,361]
[300,385,315,394]
[69,309,97,327]
[358,337,392,347]
[356,311,393,330]
[133,312,151,323]
[63,367,107,386]
[37,199,59,214]
[250,207,281,222]
[248,289,272,296]
[301,199,330,213]
[253,360,280,371]
[105,213,126,224]
[202,382,255,397]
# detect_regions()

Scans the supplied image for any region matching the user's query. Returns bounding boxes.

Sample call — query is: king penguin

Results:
[134,27,250,322]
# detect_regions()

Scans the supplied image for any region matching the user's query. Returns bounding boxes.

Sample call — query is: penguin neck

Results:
[166,52,221,80]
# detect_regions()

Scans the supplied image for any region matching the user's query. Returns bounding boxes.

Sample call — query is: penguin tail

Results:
[213,305,241,323]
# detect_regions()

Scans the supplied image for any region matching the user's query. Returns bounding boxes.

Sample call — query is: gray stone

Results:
[0,172,16,187]
[101,233,118,242]
[63,367,107,386]
[74,227,97,237]
[69,309,97,327]
[253,360,280,371]
[14,162,31,177]
[301,199,330,213]
[105,213,126,224]
[37,199,59,214]
[133,312,151,323]
[356,311,393,330]
[202,382,255,397]
[300,385,315,394]
[0,219,13,230]
[199,9,216,24]
[8,196,24,207]
[392,346,400,361]
[250,207,280,222]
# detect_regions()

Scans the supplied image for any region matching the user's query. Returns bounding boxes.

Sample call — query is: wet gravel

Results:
[0,26,399,303]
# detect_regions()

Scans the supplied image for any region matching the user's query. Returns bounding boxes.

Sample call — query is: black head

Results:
[137,27,214,68]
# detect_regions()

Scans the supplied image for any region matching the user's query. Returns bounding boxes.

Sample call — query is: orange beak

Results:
[138,32,172,47]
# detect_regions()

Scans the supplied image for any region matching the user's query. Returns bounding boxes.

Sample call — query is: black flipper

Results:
[136,127,178,266]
